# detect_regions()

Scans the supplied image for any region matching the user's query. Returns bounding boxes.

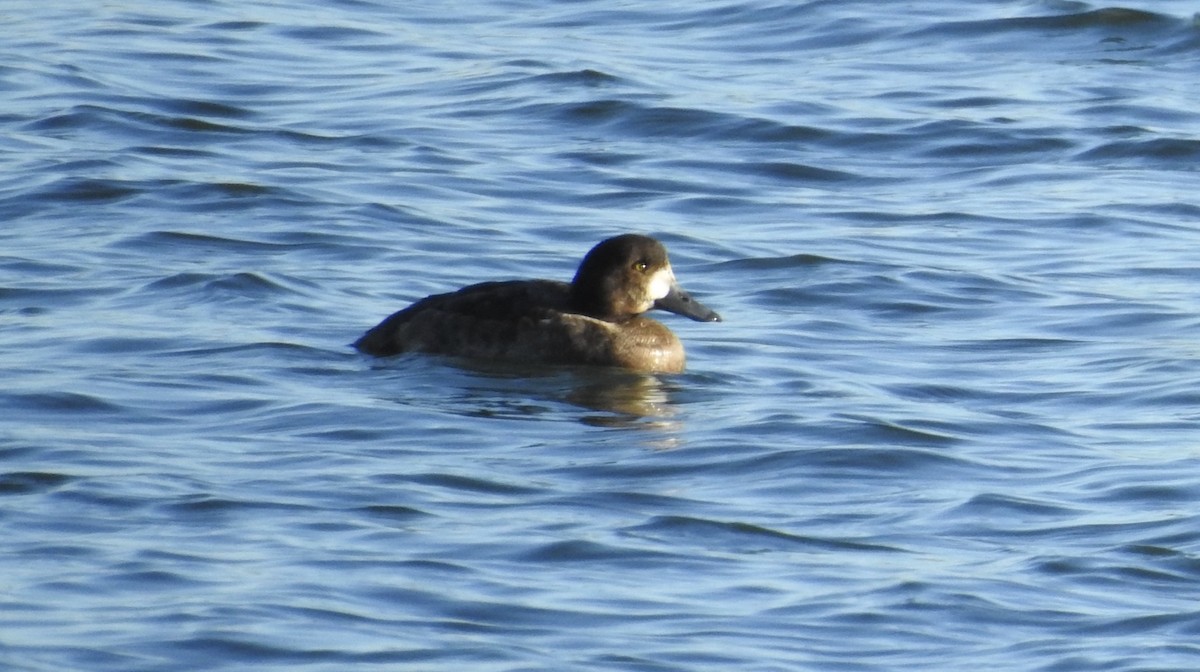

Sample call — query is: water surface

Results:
[3,1,1200,670]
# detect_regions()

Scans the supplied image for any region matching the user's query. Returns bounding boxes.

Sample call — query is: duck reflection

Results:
[567,371,679,429]
[450,360,685,432]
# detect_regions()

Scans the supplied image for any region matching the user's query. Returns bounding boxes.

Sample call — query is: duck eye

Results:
[633,261,648,272]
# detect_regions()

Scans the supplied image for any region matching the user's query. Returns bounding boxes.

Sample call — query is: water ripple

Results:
[5,1,1200,671]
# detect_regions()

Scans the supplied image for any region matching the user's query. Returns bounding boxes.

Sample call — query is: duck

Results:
[354,234,721,373]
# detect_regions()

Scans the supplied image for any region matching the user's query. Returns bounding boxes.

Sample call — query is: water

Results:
[4,0,1200,669]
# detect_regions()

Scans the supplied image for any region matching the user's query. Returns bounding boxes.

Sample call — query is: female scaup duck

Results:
[355,234,720,373]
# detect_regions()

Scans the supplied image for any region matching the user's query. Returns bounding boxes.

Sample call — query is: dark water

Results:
[4,1,1200,670]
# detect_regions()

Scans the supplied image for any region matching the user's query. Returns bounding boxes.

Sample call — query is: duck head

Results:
[570,234,722,323]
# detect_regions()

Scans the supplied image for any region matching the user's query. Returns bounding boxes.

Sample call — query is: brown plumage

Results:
[354,234,720,373]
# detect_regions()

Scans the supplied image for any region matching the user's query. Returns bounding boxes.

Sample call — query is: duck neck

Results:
[570,281,608,320]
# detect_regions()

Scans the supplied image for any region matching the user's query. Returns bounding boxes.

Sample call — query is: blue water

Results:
[4,1,1200,670]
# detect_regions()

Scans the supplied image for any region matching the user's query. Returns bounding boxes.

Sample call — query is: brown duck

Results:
[354,234,720,373]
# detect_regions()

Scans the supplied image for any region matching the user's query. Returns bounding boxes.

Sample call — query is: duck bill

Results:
[655,283,722,322]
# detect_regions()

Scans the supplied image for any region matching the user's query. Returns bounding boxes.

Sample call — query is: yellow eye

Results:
[633,261,648,272]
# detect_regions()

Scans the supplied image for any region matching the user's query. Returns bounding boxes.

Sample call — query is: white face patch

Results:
[647,267,675,301]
